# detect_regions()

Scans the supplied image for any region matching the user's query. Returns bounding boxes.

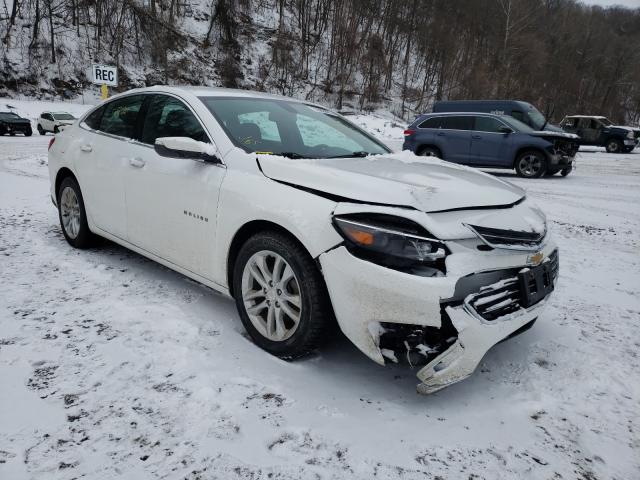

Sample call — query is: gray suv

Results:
[403,113,579,178]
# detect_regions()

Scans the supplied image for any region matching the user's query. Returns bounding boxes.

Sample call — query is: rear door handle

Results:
[80,144,92,152]
[472,135,482,139]
[129,157,146,168]
[436,132,446,136]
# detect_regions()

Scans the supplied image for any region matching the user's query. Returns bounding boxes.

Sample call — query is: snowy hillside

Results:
[1,1,639,123]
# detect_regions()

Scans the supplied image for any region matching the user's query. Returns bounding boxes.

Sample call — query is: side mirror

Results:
[154,137,221,164]
[498,126,513,134]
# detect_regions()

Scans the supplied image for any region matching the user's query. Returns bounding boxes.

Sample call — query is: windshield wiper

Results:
[326,151,375,159]
[274,152,310,159]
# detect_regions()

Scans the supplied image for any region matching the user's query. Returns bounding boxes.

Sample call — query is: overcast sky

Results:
[580,0,640,8]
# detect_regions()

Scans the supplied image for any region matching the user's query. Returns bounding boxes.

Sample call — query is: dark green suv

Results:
[560,115,639,153]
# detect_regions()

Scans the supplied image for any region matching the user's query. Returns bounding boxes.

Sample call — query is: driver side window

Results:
[141,95,209,145]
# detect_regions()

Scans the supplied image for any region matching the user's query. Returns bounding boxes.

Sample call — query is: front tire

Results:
[57,176,94,249]
[605,138,623,154]
[54,126,60,134]
[515,150,547,178]
[38,125,45,135]
[233,231,331,359]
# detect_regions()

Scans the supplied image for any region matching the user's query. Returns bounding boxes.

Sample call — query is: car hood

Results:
[257,152,525,213]
[1,117,30,125]
[529,130,579,140]
[610,125,638,134]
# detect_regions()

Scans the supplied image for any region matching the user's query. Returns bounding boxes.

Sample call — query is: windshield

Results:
[0,112,19,120]
[599,117,612,126]
[500,115,535,133]
[199,96,390,158]
[53,113,75,120]
[527,108,547,130]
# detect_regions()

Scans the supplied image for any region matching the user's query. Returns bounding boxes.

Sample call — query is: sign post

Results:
[90,64,118,100]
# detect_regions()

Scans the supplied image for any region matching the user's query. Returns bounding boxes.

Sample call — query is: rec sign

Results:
[91,64,118,87]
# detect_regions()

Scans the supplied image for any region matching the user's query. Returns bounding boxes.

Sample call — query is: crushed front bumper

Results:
[318,241,558,393]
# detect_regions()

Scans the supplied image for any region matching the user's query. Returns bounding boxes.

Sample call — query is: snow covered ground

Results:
[1,102,639,479]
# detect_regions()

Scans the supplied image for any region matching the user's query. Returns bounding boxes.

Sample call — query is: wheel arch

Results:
[416,144,442,157]
[513,146,548,168]
[55,167,78,200]
[226,220,317,298]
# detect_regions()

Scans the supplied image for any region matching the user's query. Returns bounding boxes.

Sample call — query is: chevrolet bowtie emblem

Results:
[527,251,544,266]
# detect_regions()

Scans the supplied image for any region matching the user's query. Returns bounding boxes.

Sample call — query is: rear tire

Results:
[25,130,32,137]
[233,231,331,360]
[515,150,547,178]
[37,125,45,135]
[561,167,572,177]
[57,176,95,249]
[605,138,623,154]
[417,146,442,158]
[54,126,60,134]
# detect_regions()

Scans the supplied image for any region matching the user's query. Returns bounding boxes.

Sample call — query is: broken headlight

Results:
[333,214,447,276]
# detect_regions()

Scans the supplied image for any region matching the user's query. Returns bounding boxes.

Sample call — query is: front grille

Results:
[466,224,546,251]
[465,249,559,321]
[467,277,521,320]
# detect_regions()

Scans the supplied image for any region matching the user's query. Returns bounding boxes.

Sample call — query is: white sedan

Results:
[47,86,558,393]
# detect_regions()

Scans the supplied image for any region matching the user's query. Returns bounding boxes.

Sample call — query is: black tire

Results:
[233,231,331,360]
[25,129,32,137]
[605,138,623,154]
[37,125,45,135]
[417,146,442,158]
[561,167,572,177]
[57,176,95,249]
[54,126,60,134]
[9,131,15,136]
[515,150,547,178]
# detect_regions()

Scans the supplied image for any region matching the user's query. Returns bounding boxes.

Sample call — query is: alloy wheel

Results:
[241,250,302,342]
[60,186,81,239]
[518,154,543,177]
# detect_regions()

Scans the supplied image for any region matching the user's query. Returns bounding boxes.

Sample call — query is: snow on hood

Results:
[257,151,525,213]
[530,130,579,140]
[610,125,638,134]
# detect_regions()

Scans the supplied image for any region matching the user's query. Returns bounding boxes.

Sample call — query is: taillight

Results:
[48,137,55,150]
[403,129,416,137]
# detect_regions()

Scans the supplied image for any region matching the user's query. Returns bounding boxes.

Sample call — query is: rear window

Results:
[439,116,473,130]
[418,117,442,129]
[83,95,145,139]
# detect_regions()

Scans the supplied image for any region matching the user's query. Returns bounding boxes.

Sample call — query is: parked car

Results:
[433,99,563,132]
[37,111,77,135]
[48,86,559,393]
[0,111,32,136]
[560,115,639,153]
[403,112,579,178]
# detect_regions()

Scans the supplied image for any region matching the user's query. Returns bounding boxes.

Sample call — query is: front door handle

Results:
[472,135,482,139]
[436,132,446,136]
[80,144,92,152]
[129,157,146,168]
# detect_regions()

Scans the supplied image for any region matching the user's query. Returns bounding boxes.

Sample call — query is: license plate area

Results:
[519,262,554,308]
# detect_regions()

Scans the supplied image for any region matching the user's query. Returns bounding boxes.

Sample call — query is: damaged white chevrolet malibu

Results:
[48,86,558,393]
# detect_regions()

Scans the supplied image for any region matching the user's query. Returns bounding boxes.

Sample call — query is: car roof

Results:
[122,85,316,105]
